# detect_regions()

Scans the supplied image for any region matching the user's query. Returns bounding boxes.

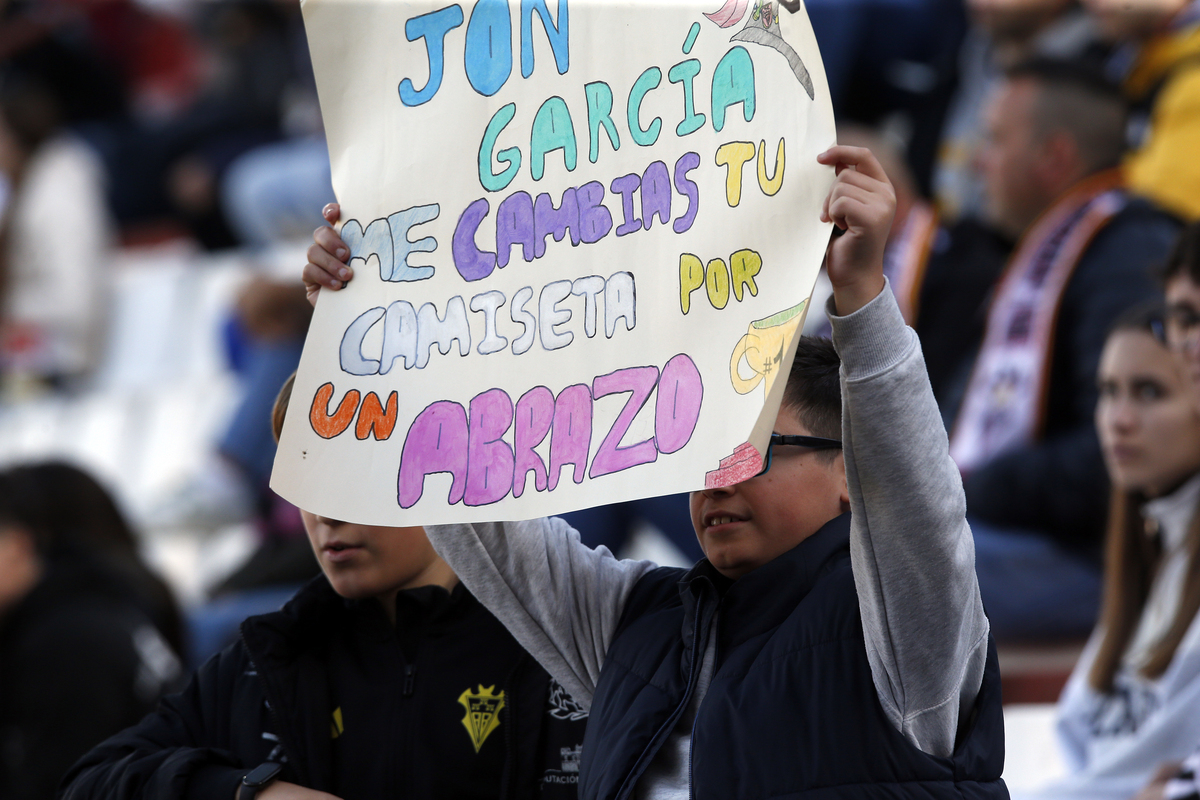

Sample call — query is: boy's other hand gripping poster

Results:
[274,0,836,525]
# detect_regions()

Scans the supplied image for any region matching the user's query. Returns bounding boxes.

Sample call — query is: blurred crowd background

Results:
[1,0,1199,798]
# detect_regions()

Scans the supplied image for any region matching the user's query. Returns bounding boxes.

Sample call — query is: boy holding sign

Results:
[303,146,1007,799]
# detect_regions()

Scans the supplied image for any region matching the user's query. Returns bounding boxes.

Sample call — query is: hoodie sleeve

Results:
[426,518,659,710]
[829,281,990,758]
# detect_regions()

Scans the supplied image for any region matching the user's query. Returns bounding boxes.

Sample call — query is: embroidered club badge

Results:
[458,685,506,752]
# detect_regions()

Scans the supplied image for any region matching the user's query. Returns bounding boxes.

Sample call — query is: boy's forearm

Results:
[426,519,657,709]
[829,282,989,758]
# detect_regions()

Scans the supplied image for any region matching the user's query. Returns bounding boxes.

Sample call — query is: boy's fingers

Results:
[322,202,341,223]
[314,225,350,262]
[306,242,352,281]
[303,259,341,292]
[826,183,877,224]
[829,182,875,211]
[818,145,889,185]
[828,193,890,233]
[835,165,893,196]
[826,196,866,229]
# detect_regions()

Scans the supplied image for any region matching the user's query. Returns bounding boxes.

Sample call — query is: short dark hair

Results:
[781,336,842,444]
[272,372,297,443]
[1005,56,1128,174]
[1159,223,1200,287]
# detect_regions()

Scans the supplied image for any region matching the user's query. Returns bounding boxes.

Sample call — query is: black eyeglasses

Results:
[755,433,843,477]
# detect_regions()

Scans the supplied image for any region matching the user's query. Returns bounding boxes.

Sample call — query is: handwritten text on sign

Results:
[274,0,835,524]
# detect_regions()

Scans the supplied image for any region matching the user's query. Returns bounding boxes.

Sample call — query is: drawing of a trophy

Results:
[729,299,807,396]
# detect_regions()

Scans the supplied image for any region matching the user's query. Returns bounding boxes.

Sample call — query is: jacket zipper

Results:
[614,593,710,800]
[687,617,716,800]
[403,664,416,696]
[398,651,416,799]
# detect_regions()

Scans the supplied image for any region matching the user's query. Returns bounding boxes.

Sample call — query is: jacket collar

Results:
[240,576,473,656]
[677,513,852,649]
[240,574,343,663]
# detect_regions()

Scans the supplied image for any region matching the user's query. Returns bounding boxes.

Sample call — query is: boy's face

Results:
[300,512,454,604]
[1165,273,1200,389]
[690,405,849,580]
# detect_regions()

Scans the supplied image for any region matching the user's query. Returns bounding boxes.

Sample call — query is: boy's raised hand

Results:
[303,203,353,307]
[817,145,895,316]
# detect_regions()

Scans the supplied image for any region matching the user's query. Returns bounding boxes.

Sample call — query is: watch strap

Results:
[238,762,282,800]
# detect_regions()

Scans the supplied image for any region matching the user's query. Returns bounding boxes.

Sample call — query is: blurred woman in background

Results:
[1021,305,1200,800]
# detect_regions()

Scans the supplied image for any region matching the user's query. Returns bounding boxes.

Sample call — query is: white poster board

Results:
[273,0,836,524]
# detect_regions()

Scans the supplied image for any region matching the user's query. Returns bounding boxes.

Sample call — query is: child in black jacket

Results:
[59,376,586,800]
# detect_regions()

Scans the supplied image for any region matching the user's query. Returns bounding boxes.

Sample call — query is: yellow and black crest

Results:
[330,707,344,739]
[457,685,505,753]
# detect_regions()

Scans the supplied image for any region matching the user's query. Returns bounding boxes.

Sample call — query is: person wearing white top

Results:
[1017,303,1200,800]
[0,74,114,388]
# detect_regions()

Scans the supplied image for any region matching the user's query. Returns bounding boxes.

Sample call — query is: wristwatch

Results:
[238,762,282,800]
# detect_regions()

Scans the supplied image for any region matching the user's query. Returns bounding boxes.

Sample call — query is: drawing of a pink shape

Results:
[704,0,749,28]
[704,441,762,489]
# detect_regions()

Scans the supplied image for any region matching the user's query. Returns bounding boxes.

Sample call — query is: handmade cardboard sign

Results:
[273,0,836,524]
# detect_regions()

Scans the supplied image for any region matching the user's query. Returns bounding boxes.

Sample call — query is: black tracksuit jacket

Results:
[59,576,587,800]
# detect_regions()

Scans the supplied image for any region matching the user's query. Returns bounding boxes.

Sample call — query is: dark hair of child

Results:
[781,336,842,448]
[272,372,297,443]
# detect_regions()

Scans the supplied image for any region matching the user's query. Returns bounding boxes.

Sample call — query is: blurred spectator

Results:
[809,125,1013,418]
[221,134,334,248]
[913,223,1012,420]
[808,0,967,194]
[6,462,186,657]
[149,277,313,534]
[75,0,303,248]
[150,278,319,665]
[0,66,114,391]
[218,5,333,250]
[948,58,1179,640]
[1014,305,1200,800]
[1121,225,1200,800]
[934,0,1102,222]
[0,462,183,800]
[1086,0,1200,221]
